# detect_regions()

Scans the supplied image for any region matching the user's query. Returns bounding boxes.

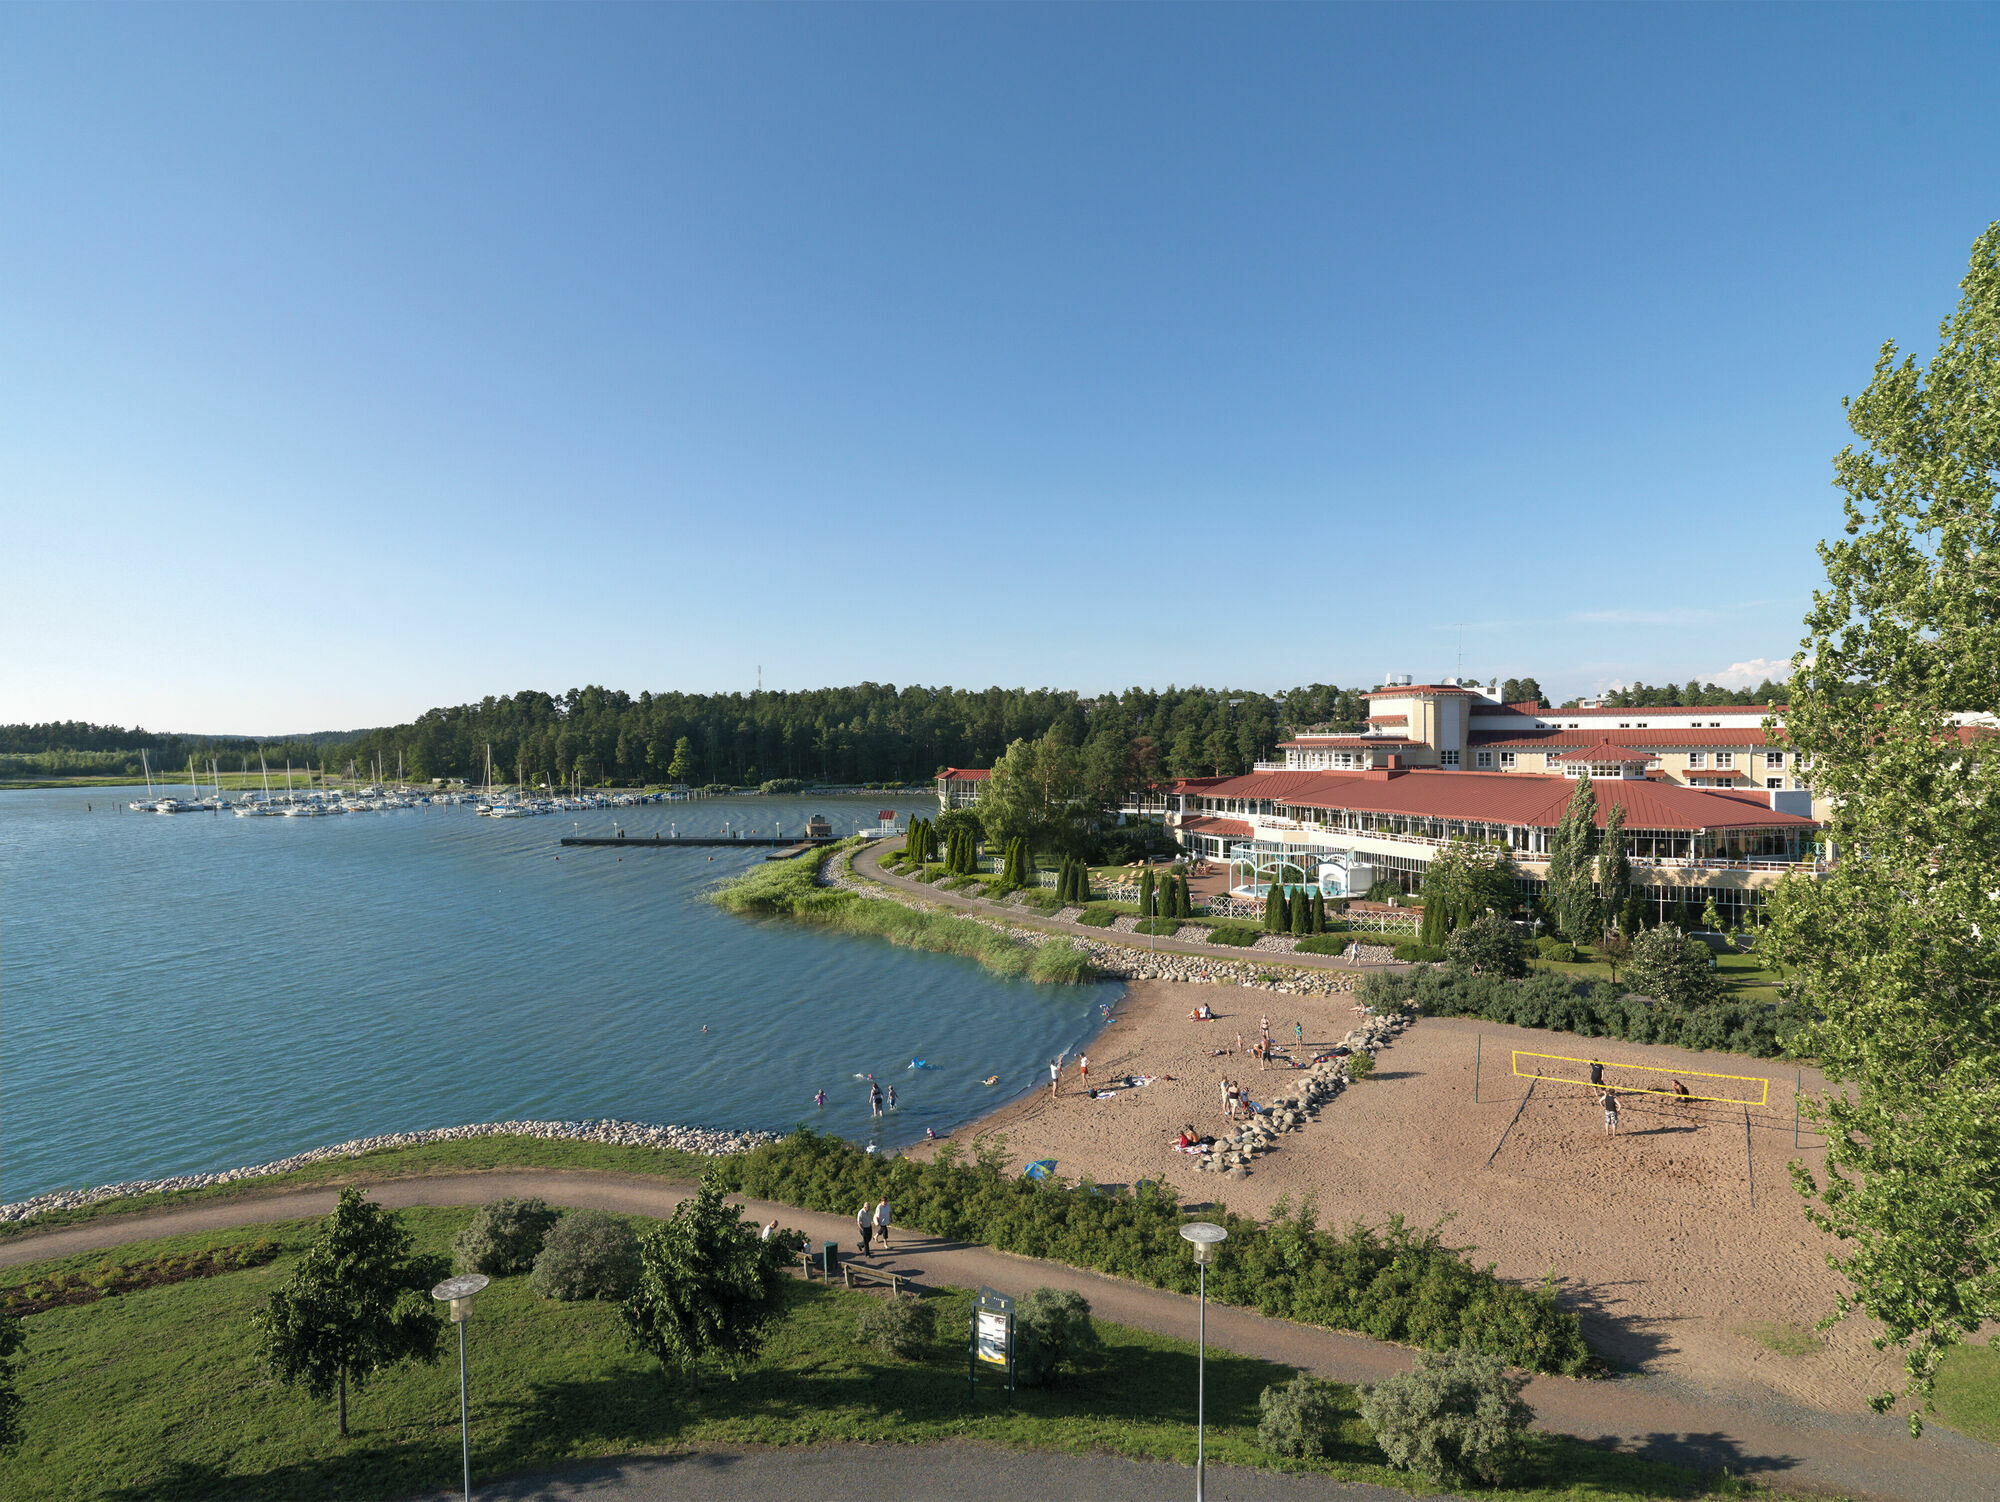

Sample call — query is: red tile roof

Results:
[937,767,991,781]
[1276,737,1423,750]
[1365,714,1408,725]
[1171,768,1813,831]
[1181,816,1254,839]
[1472,727,1786,750]
[1554,704,1783,717]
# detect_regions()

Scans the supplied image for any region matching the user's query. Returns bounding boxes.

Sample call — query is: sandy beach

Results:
[913,977,1899,1415]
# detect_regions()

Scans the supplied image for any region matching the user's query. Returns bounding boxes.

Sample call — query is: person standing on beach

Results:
[1259,1015,1271,1043]
[1078,1053,1089,1087]
[1600,1089,1620,1134]
[857,1200,874,1255]
[1050,1057,1061,1097]
[874,1197,892,1250]
[1294,1020,1304,1051]
[1220,1077,1232,1117]
[1235,1031,1244,1055]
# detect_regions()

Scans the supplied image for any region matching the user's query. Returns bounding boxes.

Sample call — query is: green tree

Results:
[980,725,1099,856]
[1700,895,1723,934]
[0,1311,22,1456]
[1597,804,1631,931]
[665,735,694,784]
[1544,776,1600,943]
[1263,877,1283,932]
[1444,913,1527,977]
[1360,1345,1534,1488]
[1766,223,2000,1431]
[253,1188,446,1438]
[1140,867,1156,919]
[1289,886,1307,935]
[620,1172,792,1385]
[1622,927,1718,1008]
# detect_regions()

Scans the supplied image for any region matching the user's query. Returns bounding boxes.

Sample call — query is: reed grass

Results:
[709,846,1098,985]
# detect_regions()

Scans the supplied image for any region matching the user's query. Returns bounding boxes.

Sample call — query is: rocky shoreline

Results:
[821,844,1397,995]
[0,1118,778,1226]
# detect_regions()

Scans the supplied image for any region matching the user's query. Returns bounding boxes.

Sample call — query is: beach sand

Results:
[911,977,1897,1414]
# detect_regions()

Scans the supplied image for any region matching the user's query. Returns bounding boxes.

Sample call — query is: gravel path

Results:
[7,1170,1994,1502]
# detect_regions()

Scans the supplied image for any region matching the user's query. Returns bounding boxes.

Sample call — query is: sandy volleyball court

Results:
[916,977,1895,1414]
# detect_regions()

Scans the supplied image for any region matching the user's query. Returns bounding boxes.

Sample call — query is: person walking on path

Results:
[857,1200,875,1255]
[873,1197,892,1250]
[1600,1088,1620,1135]
[1049,1057,1062,1097]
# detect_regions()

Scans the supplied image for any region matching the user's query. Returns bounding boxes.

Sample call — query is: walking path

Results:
[848,841,1405,977]
[8,1169,1992,1502]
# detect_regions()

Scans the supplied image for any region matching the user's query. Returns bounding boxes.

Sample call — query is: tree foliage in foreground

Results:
[620,1173,795,1384]
[1768,221,2000,1433]
[252,1189,445,1437]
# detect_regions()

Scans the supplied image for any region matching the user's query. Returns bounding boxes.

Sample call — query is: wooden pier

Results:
[558,835,838,852]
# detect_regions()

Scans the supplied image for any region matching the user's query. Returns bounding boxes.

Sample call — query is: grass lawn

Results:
[1530,947,1781,1006]
[1933,1340,2000,1444]
[0,1135,713,1245]
[0,1207,1776,1502]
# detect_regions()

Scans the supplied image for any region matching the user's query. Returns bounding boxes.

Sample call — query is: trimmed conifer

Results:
[1264,879,1282,932]
[1289,886,1307,934]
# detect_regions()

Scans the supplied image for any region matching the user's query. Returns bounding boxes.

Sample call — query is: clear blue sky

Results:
[3,4,1995,732]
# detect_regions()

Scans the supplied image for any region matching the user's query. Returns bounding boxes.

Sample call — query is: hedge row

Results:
[723,1130,1592,1375]
[1358,966,1803,1059]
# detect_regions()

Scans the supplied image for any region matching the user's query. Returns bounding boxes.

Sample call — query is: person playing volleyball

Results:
[1599,1088,1620,1134]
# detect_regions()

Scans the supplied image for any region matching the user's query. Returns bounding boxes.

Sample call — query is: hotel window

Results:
[1440,750,1460,767]
[1709,721,1722,728]
[1499,752,1516,768]
[1715,752,1734,769]
[1475,750,1492,769]
[1766,778,1783,790]
[1765,751,1784,768]
[1687,752,1707,769]
[1588,762,1624,779]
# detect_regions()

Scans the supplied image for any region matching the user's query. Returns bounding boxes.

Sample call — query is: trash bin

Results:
[820,1241,840,1280]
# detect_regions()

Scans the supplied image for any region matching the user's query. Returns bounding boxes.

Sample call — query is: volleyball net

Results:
[1510,1049,1771,1108]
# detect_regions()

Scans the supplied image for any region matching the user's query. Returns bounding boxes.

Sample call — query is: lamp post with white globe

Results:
[1179,1221,1228,1502]
[431,1272,489,1502]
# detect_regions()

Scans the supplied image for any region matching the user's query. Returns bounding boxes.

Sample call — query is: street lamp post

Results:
[431,1273,489,1502]
[1179,1222,1228,1502]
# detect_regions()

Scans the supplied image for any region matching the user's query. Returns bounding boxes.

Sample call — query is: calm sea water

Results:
[1,787,1118,1202]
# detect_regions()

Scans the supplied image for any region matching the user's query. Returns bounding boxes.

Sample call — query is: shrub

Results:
[1207,925,1261,947]
[1445,913,1527,977]
[1359,1345,1533,1488]
[1257,1374,1348,1459]
[854,1294,937,1359]
[1392,941,1447,963]
[1624,927,1721,1007]
[1013,1287,1103,1386]
[1535,937,1578,963]
[758,778,804,795]
[1134,916,1180,936]
[530,1210,641,1301]
[1292,934,1351,956]
[454,1198,560,1275]
[1346,1050,1375,1080]
[1075,906,1118,928]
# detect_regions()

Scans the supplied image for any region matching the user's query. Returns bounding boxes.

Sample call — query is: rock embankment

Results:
[0,1118,777,1226]
[1198,1010,1413,1177]
[820,845,1386,995]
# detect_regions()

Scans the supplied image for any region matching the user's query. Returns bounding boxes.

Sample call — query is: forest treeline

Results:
[9,672,1806,787]
[2,684,1370,787]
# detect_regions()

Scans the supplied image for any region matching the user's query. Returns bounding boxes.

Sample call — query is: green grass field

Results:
[1934,1341,2000,1444]
[0,1206,1785,1502]
[1530,946,1781,1005]
[0,1135,713,1245]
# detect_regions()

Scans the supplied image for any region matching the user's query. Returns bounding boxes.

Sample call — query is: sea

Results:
[0,786,1119,1203]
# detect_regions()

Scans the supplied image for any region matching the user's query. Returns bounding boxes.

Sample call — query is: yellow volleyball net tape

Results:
[1510,1049,1771,1108]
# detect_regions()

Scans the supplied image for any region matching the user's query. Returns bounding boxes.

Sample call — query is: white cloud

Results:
[1709,657,1794,690]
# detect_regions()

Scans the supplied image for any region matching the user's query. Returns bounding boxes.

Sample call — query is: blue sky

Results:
[3,5,1996,732]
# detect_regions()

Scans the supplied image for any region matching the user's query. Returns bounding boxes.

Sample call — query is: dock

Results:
[558,835,838,852]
